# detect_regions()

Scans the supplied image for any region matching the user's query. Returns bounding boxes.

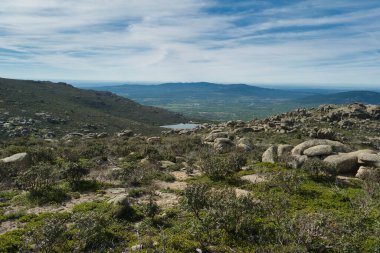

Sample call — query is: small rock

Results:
[131,244,143,251]
[355,166,372,179]
[147,137,161,144]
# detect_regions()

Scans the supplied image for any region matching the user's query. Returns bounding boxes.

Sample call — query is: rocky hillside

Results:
[1,103,380,252]
[0,78,189,138]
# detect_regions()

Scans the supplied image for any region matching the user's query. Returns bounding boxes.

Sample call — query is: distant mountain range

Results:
[0,78,189,136]
[296,91,380,105]
[93,82,313,100]
[91,82,380,121]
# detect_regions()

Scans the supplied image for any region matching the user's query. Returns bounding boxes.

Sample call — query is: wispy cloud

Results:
[0,0,379,86]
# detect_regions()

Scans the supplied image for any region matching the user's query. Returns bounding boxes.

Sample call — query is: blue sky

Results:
[0,0,379,87]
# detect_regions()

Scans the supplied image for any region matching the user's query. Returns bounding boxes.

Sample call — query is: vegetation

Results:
[0,82,380,252]
[0,131,379,252]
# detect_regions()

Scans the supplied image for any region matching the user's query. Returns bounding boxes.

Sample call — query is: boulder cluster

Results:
[262,139,380,178]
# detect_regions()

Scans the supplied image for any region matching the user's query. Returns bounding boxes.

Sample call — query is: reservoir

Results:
[161,123,199,130]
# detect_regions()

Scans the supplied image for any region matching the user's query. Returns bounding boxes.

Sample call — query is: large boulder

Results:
[324,150,376,173]
[291,139,349,156]
[236,138,252,152]
[213,138,234,153]
[303,145,333,157]
[1,152,29,165]
[204,132,230,142]
[107,194,129,205]
[262,146,277,163]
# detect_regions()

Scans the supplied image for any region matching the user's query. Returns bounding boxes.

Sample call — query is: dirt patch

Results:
[0,220,20,235]
[154,180,187,191]
[154,191,179,209]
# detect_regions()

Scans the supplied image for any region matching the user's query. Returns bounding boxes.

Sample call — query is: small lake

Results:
[161,123,199,130]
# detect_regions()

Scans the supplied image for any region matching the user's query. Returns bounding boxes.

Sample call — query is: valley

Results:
[91,82,380,121]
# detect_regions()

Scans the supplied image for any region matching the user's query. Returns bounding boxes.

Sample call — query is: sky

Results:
[0,0,379,87]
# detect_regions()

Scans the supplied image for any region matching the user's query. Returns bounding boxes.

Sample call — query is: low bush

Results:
[200,152,246,180]
[301,158,337,181]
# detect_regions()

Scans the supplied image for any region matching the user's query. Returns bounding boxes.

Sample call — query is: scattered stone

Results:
[131,244,143,251]
[147,137,161,144]
[117,129,134,138]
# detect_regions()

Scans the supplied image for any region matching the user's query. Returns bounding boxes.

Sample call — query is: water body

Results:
[161,123,199,130]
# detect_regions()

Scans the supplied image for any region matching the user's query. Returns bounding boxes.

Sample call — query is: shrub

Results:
[200,153,245,180]
[144,195,160,220]
[23,215,68,252]
[183,183,211,221]
[29,147,56,165]
[62,160,90,187]
[72,211,118,252]
[301,158,337,180]
[16,162,58,192]
[183,184,260,245]
[269,170,304,194]
[361,168,380,198]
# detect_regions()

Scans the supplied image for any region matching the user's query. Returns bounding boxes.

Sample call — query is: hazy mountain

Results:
[91,82,318,121]
[0,78,189,136]
[93,82,315,100]
[295,91,380,105]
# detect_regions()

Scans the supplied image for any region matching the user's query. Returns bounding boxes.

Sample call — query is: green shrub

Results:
[301,158,337,181]
[16,162,59,192]
[62,160,90,187]
[200,153,245,180]
[23,215,68,252]
[71,211,118,252]
[144,195,160,220]
[29,147,56,165]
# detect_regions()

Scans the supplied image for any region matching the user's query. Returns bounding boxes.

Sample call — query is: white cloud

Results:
[0,0,379,86]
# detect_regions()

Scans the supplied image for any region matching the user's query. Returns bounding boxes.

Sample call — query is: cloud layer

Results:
[0,0,379,86]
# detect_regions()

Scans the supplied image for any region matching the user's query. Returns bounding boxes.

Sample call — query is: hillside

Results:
[92,82,316,121]
[1,103,380,252]
[0,78,189,138]
[295,91,380,105]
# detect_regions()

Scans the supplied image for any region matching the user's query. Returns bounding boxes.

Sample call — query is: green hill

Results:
[0,78,189,137]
